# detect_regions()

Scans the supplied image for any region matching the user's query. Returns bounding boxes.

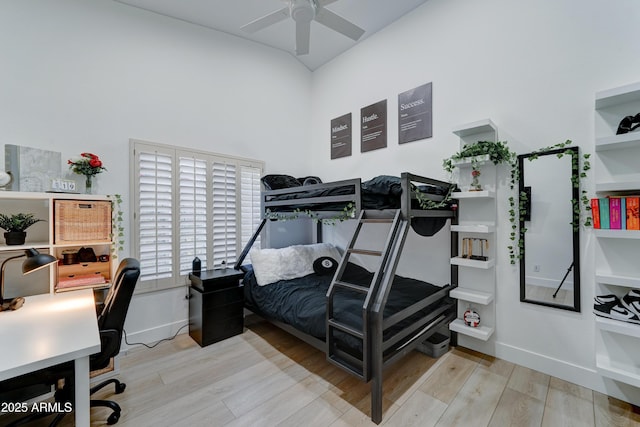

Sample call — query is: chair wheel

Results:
[115,383,126,394]
[107,412,120,425]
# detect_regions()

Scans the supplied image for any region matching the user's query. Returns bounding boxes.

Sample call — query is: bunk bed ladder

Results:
[326,210,405,381]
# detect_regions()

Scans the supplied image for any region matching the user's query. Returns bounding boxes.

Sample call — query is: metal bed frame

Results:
[235,172,458,424]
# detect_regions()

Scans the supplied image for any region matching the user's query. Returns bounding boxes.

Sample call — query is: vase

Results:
[470,170,482,191]
[4,231,26,245]
[85,175,93,194]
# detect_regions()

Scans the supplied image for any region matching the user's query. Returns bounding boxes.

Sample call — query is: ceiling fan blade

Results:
[241,7,289,33]
[317,0,339,6]
[315,8,364,41]
[295,19,311,55]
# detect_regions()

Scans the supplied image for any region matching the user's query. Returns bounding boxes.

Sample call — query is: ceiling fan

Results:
[241,0,365,56]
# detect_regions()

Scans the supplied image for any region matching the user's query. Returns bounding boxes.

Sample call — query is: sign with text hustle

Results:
[361,99,387,152]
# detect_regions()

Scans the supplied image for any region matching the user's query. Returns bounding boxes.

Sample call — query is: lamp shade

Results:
[22,248,58,274]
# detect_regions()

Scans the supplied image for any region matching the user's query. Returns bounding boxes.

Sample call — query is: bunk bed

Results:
[234,172,458,424]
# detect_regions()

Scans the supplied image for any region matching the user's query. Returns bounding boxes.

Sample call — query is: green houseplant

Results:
[0,213,44,245]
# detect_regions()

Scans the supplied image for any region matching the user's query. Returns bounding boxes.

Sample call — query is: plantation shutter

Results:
[240,164,262,260]
[131,140,264,293]
[136,148,174,287]
[212,160,237,268]
[178,154,208,275]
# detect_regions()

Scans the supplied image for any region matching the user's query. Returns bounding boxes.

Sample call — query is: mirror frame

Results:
[518,146,581,312]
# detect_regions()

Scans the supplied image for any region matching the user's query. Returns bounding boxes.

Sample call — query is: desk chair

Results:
[0,258,140,426]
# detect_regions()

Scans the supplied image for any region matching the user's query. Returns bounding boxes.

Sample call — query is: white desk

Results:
[0,290,100,427]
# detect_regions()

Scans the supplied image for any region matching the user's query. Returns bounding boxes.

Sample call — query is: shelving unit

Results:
[0,191,114,297]
[593,81,640,389]
[448,120,498,350]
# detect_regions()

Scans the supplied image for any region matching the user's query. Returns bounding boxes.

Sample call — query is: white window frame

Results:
[130,139,264,293]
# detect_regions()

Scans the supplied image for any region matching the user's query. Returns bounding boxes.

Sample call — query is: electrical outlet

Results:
[534,265,541,272]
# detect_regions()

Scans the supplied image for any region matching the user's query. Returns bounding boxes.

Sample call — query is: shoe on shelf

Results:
[621,289,640,317]
[594,294,640,324]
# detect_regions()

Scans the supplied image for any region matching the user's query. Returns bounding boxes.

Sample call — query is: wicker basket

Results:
[54,200,112,244]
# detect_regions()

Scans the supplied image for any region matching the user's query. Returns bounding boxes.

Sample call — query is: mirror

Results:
[518,146,580,312]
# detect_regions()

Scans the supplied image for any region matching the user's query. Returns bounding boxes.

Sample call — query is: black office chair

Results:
[0,258,141,426]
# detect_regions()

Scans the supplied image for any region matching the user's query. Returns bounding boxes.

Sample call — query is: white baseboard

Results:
[121,319,190,353]
[495,340,640,406]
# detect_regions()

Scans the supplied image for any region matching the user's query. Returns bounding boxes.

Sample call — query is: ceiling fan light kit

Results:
[241,0,364,56]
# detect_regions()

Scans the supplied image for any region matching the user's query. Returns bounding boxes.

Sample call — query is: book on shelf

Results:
[628,197,640,230]
[591,198,600,229]
[610,197,622,229]
[599,197,610,230]
[621,197,626,230]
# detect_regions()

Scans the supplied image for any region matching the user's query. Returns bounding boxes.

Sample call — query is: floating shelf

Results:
[595,134,640,152]
[450,257,495,269]
[451,224,496,233]
[452,119,497,138]
[449,287,494,305]
[595,81,640,109]
[593,229,640,239]
[596,354,640,388]
[449,319,494,341]
[451,155,491,168]
[596,273,640,288]
[452,190,495,199]
[595,182,640,193]
[595,317,640,338]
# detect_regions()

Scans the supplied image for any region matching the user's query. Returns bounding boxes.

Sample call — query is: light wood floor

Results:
[9,320,640,426]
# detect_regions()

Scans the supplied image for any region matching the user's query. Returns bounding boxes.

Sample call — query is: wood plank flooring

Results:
[5,320,640,426]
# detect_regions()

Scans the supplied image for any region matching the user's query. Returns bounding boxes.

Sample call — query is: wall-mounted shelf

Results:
[449,288,494,305]
[596,354,640,389]
[452,119,497,138]
[451,224,496,233]
[449,319,494,341]
[595,134,640,152]
[596,182,640,193]
[594,229,640,239]
[452,190,495,199]
[595,81,640,109]
[596,273,640,288]
[451,257,495,269]
[596,317,640,339]
[452,155,491,168]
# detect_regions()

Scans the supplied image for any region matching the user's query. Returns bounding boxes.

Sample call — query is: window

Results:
[131,140,264,293]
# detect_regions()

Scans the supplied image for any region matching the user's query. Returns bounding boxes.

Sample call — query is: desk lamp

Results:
[0,248,58,305]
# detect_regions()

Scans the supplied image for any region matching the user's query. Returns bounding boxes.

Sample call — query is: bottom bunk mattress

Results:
[243,262,451,353]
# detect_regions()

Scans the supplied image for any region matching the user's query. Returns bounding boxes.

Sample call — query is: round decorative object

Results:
[313,256,338,276]
[0,171,13,188]
[463,308,480,327]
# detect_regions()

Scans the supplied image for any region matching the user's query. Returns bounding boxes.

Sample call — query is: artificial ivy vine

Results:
[265,202,356,225]
[109,193,125,257]
[508,140,592,264]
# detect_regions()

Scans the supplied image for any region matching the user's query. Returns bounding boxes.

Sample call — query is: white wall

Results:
[0,0,312,345]
[309,0,640,402]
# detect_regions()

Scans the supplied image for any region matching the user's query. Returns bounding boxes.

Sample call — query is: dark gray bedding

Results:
[243,262,448,352]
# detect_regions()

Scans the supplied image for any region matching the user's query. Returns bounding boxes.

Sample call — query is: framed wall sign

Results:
[398,82,432,144]
[361,100,387,152]
[330,113,352,159]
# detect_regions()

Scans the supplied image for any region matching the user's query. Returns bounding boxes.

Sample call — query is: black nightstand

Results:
[188,269,245,347]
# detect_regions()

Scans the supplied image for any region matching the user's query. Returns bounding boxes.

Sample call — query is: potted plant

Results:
[0,213,44,245]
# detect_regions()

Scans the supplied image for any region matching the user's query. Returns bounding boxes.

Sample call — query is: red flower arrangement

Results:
[68,153,107,177]
[471,169,481,177]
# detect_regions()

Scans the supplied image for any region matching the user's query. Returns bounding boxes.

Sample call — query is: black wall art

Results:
[330,113,352,159]
[361,100,387,152]
[398,82,432,144]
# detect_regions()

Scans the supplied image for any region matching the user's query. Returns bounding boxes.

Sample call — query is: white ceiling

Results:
[113,0,429,70]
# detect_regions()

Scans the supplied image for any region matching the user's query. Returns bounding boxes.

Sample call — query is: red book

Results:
[591,198,600,229]
[610,197,622,229]
[627,197,640,230]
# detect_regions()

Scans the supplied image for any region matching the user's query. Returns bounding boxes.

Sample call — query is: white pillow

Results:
[250,243,341,286]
